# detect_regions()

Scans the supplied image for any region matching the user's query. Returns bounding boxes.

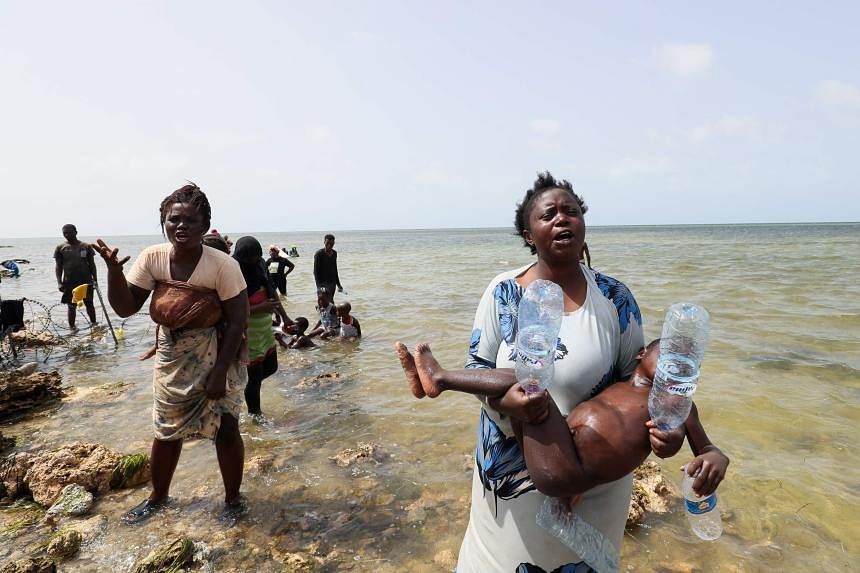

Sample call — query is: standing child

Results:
[337,302,361,340]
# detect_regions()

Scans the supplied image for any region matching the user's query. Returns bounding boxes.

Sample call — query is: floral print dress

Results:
[455,263,644,573]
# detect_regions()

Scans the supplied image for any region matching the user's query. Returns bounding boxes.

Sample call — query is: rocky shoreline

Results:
[1,367,674,571]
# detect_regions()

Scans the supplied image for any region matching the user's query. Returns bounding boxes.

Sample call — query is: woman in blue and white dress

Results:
[454,172,650,573]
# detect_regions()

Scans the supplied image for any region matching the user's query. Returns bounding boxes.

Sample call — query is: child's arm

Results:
[353,317,361,337]
[307,320,324,338]
[274,332,290,349]
[682,402,729,496]
[645,420,686,459]
[272,299,292,327]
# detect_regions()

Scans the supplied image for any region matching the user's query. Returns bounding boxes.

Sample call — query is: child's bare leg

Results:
[413,342,516,398]
[396,342,425,398]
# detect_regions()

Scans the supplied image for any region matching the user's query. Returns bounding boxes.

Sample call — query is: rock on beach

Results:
[0,370,63,421]
[627,461,673,528]
[0,442,151,506]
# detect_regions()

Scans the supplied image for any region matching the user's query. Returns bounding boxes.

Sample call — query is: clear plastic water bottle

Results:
[681,465,723,540]
[515,280,564,395]
[536,497,619,573]
[648,303,711,430]
[518,279,564,336]
[515,326,554,395]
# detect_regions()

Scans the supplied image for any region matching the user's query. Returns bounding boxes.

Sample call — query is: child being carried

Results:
[396,339,728,498]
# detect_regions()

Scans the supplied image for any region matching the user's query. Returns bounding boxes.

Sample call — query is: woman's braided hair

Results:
[159,182,211,232]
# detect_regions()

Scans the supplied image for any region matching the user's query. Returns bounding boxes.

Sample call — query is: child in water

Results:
[396,339,728,497]
[281,316,315,349]
[309,287,340,339]
[337,302,361,340]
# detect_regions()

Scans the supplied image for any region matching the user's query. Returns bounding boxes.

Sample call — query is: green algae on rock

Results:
[132,537,195,573]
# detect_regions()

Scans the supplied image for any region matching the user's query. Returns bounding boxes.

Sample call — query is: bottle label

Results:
[666,382,697,397]
[517,349,547,369]
[685,494,717,514]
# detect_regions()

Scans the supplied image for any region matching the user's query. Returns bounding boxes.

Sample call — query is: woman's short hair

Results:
[514,171,587,254]
[159,183,212,232]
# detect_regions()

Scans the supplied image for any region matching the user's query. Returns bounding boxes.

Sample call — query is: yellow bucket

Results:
[71,284,89,306]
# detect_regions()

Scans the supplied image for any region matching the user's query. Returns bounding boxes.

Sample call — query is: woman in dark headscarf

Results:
[233,236,292,419]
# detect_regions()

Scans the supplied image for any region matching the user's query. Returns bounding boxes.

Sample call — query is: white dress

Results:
[455,264,644,573]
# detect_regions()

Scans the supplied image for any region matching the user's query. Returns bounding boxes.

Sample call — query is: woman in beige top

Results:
[96,183,250,525]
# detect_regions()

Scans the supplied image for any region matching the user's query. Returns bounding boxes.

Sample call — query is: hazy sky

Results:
[1,1,858,238]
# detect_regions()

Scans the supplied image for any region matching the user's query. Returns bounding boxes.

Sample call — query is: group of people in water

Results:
[47,184,359,526]
[47,173,726,571]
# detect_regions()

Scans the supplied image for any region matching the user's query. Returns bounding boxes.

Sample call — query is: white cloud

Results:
[530,118,561,138]
[304,125,336,146]
[529,118,561,151]
[689,115,762,142]
[816,80,860,125]
[608,156,672,179]
[646,115,763,145]
[817,80,860,108]
[655,43,713,77]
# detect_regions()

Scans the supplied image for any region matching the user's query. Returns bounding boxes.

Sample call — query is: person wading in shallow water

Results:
[54,224,98,331]
[393,172,688,573]
[313,233,344,300]
[95,183,250,526]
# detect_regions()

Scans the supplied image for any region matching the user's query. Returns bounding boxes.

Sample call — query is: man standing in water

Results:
[54,224,98,331]
[313,233,344,300]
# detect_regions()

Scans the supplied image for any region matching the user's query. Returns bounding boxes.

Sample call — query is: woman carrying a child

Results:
[95,184,249,524]
[450,172,684,572]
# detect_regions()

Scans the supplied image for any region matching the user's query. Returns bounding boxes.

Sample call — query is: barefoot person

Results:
[95,183,250,525]
[396,340,729,498]
[54,224,98,330]
[396,172,686,572]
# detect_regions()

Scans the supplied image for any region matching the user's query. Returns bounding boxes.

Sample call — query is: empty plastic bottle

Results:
[536,497,619,573]
[681,465,723,540]
[515,280,564,395]
[648,302,711,430]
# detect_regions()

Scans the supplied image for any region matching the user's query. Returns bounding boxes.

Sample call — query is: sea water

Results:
[1,223,858,571]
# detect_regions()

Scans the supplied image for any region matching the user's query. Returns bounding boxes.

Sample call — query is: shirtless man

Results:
[396,339,728,497]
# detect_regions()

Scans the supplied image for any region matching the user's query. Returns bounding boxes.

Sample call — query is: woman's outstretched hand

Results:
[489,384,550,424]
[95,239,130,268]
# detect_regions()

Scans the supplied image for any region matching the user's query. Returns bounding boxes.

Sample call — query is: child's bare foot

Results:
[396,341,425,398]
[413,342,444,398]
